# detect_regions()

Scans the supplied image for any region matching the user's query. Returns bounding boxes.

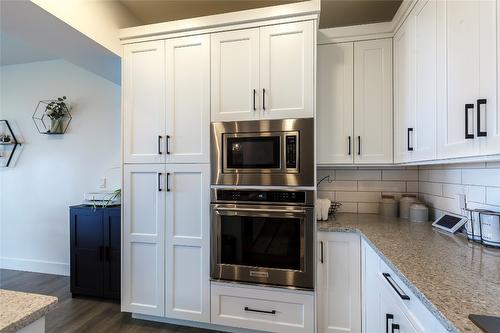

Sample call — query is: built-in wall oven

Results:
[211,118,314,186]
[211,188,315,290]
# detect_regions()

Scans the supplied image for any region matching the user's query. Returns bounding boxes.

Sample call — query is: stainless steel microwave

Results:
[210,118,314,186]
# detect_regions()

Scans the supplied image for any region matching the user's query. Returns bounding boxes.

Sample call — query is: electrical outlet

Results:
[99,177,106,189]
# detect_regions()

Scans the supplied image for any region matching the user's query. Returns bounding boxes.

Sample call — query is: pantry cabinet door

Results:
[317,43,354,165]
[436,0,495,159]
[165,35,210,164]
[165,164,210,323]
[211,28,260,122]
[486,1,500,155]
[260,21,314,120]
[123,41,166,164]
[317,232,361,333]
[353,39,393,164]
[122,164,165,316]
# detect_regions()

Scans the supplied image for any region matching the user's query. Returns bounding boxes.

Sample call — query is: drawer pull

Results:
[477,99,487,137]
[382,273,410,300]
[320,241,324,264]
[465,104,474,139]
[385,313,394,333]
[392,323,400,333]
[244,306,276,315]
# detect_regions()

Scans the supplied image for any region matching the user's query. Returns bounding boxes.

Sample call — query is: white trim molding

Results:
[317,0,416,44]
[119,0,320,43]
[0,257,70,276]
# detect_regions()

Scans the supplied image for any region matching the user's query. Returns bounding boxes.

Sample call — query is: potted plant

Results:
[46,96,68,134]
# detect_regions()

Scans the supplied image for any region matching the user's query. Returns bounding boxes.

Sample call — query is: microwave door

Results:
[224,134,281,173]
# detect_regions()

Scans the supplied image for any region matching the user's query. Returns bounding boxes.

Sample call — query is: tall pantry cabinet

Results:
[121,35,210,322]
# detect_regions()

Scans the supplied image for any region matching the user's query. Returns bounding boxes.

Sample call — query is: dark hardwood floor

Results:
[0,269,222,333]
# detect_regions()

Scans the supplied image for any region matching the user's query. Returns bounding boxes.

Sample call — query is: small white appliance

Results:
[479,211,500,248]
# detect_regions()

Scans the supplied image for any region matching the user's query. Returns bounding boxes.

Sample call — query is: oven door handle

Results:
[214,207,307,214]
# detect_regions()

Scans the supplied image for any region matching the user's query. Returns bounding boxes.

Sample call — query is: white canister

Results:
[409,203,428,223]
[399,194,418,219]
[379,195,398,218]
[479,211,500,248]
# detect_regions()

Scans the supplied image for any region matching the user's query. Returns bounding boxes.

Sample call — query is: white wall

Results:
[0,59,120,275]
[31,0,141,56]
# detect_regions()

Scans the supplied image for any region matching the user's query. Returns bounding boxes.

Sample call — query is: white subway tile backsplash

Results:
[407,182,419,193]
[419,194,460,215]
[442,184,466,199]
[486,187,500,207]
[382,169,418,181]
[358,203,379,214]
[462,168,500,187]
[358,181,406,192]
[319,180,357,191]
[486,161,500,168]
[419,169,461,184]
[467,186,486,204]
[318,191,335,201]
[419,182,443,196]
[337,202,358,213]
[335,170,381,181]
[336,191,381,203]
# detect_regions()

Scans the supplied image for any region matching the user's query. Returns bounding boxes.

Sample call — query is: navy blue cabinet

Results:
[70,205,121,300]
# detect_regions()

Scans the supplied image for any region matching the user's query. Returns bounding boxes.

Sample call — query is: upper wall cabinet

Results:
[394,0,437,163]
[123,36,210,164]
[211,21,315,122]
[317,39,393,165]
[436,0,497,159]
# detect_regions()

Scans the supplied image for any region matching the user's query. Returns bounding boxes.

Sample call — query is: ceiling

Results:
[119,0,403,29]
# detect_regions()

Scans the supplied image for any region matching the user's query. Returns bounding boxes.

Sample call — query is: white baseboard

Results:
[132,314,263,333]
[0,257,69,276]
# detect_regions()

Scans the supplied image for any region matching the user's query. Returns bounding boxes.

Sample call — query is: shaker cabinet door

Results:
[165,35,210,164]
[122,164,165,316]
[123,41,166,164]
[165,164,210,323]
[353,39,393,164]
[317,42,354,165]
[260,21,314,120]
[211,28,260,122]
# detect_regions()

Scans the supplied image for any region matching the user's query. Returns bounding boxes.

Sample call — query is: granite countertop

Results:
[318,213,500,333]
[0,289,58,333]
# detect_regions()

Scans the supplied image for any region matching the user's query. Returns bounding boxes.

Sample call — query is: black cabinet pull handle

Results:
[166,172,171,192]
[357,136,361,155]
[320,241,324,263]
[262,89,266,111]
[348,136,351,155]
[391,323,400,333]
[465,104,474,139]
[477,99,487,137]
[244,307,276,315]
[158,135,162,155]
[386,314,394,333]
[158,172,162,192]
[253,89,256,111]
[105,246,111,261]
[383,273,410,300]
[407,128,414,151]
[166,135,171,154]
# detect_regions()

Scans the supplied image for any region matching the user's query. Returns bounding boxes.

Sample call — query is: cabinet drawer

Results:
[378,259,447,332]
[211,282,314,333]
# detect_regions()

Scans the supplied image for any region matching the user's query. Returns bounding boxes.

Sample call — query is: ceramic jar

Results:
[379,195,398,218]
[399,194,418,219]
[409,203,428,223]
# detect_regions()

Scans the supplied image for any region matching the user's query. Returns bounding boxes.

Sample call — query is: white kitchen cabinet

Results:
[123,35,210,164]
[210,28,260,122]
[122,164,165,316]
[165,35,210,164]
[487,1,500,155]
[317,43,354,165]
[362,240,448,333]
[123,163,210,322]
[436,0,496,159]
[394,0,437,163]
[260,21,314,120]
[211,20,315,122]
[317,38,392,165]
[354,39,393,164]
[211,282,315,333]
[123,41,166,164]
[317,232,361,333]
[165,164,210,322]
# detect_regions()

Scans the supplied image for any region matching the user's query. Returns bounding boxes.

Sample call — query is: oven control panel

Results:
[216,189,306,204]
